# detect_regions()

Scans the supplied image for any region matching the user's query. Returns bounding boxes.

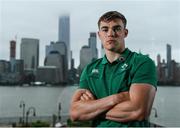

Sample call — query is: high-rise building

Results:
[70,51,74,69]
[58,15,70,69]
[10,40,16,72]
[80,46,92,71]
[88,32,98,59]
[157,54,161,66]
[20,38,39,71]
[10,40,16,60]
[0,60,10,73]
[45,41,68,82]
[14,59,24,74]
[46,41,67,57]
[79,32,98,71]
[166,44,172,79]
[44,52,63,82]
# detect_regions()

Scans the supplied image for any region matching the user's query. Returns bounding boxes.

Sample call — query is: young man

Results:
[70,11,157,127]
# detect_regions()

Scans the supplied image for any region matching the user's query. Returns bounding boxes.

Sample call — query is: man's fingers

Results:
[73,89,95,102]
[80,93,94,101]
[80,94,90,101]
[80,96,86,101]
[85,90,95,100]
[83,93,90,100]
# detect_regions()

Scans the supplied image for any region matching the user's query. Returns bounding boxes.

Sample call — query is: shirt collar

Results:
[102,55,108,64]
[102,48,131,65]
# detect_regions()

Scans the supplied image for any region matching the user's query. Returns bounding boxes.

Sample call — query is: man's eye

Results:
[113,27,121,32]
[101,29,108,32]
[102,29,108,32]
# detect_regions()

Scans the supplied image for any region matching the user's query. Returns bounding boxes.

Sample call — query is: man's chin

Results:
[107,47,116,52]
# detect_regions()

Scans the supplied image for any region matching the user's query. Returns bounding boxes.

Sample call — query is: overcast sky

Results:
[0,0,180,67]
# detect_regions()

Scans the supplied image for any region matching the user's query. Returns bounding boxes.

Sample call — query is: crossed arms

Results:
[69,83,156,122]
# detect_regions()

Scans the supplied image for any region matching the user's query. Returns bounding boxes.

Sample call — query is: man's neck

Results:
[105,48,125,63]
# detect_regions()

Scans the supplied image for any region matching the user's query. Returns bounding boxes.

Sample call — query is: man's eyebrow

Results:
[100,26,108,29]
[100,25,123,30]
[112,25,122,28]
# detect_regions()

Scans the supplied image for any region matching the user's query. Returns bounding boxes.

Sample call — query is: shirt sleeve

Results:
[131,57,157,89]
[79,66,89,90]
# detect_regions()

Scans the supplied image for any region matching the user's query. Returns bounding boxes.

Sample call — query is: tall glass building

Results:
[88,32,98,60]
[80,32,98,71]
[166,44,172,79]
[20,38,39,71]
[45,41,68,82]
[58,15,70,69]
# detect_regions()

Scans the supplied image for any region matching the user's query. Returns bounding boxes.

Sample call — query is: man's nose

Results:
[107,29,115,37]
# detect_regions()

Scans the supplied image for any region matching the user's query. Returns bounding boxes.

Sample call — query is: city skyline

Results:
[0,0,180,67]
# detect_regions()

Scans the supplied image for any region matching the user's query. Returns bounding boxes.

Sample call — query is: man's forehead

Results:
[100,19,124,28]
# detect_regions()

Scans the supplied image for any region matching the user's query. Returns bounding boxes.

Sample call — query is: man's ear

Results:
[98,31,103,40]
[124,29,128,38]
[97,31,100,38]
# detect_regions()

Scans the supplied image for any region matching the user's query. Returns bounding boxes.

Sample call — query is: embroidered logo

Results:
[121,63,128,70]
[91,69,99,74]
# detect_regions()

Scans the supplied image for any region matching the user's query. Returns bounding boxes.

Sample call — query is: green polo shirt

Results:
[79,48,157,127]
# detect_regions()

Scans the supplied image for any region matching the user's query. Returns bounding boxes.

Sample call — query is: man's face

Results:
[98,19,128,53]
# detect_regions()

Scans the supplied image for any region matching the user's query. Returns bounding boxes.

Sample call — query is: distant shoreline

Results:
[0,83,180,87]
[0,83,79,87]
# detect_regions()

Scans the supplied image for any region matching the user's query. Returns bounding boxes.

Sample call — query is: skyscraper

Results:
[166,44,172,79]
[45,52,63,82]
[58,15,70,69]
[10,40,16,60]
[88,32,98,59]
[10,40,16,72]
[80,46,92,71]
[20,38,39,71]
[45,41,68,82]
[157,54,161,66]
[79,32,98,71]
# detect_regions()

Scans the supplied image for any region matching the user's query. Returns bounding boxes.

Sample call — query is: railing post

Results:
[26,106,36,126]
[19,100,25,125]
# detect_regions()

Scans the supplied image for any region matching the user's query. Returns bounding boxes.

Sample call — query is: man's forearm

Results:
[105,84,156,122]
[70,95,116,121]
[70,90,129,121]
[106,101,142,122]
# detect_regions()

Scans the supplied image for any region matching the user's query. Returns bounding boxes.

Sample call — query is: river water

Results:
[0,85,179,127]
[150,86,180,127]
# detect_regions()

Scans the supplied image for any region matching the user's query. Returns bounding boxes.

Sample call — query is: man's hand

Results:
[80,89,95,101]
[113,91,130,104]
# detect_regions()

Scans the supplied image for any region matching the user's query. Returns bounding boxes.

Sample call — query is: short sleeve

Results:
[131,58,157,89]
[79,66,89,90]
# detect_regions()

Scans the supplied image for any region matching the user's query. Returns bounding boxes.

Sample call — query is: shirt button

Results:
[119,57,125,62]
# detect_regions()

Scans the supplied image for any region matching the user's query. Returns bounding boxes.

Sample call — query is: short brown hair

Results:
[98,11,127,29]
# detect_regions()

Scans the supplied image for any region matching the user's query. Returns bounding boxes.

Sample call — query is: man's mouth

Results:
[107,40,115,43]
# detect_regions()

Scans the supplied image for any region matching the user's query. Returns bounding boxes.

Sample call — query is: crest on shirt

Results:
[121,63,128,70]
[91,69,99,74]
